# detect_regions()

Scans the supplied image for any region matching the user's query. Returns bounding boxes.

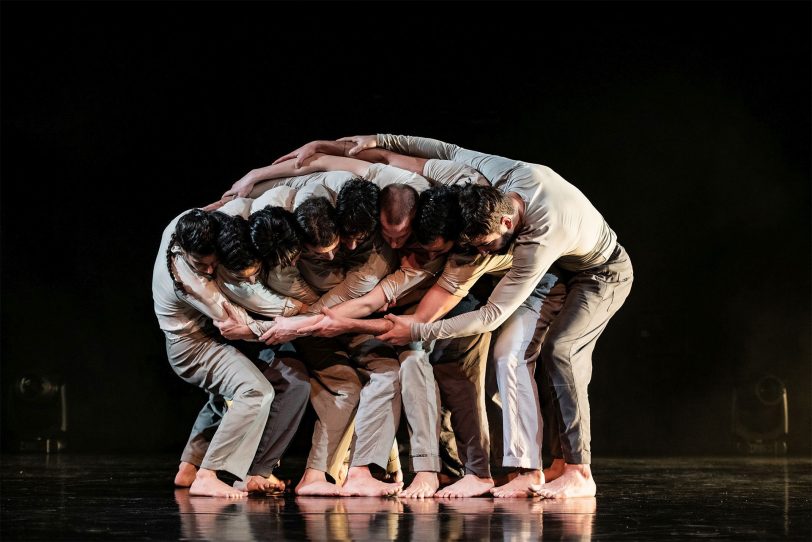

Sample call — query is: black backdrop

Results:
[2,2,809,457]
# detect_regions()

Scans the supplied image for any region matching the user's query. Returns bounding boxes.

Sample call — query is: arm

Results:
[217,275,305,318]
[353,148,428,174]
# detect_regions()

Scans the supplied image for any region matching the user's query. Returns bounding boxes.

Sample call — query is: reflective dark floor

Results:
[1,454,810,540]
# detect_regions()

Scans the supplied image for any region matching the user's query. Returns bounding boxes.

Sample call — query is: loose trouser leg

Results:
[541,245,633,464]
[180,393,226,466]
[348,334,402,470]
[399,342,442,472]
[491,272,560,470]
[294,336,362,475]
[167,336,275,480]
[432,330,493,478]
[249,353,311,477]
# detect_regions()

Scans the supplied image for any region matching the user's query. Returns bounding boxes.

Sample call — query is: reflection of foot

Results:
[295,496,343,514]
[435,474,494,498]
[543,458,566,483]
[490,469,543,498]
[530,465,595,499]
[438,498,495,515]
[340,467,402,497]
[189,469,248,498]
[295,468,341,496]
[174,461,198,488]
[341,497,403,514]
[402,498,439,515]
[400,472,439,499]
[541,496,597,514]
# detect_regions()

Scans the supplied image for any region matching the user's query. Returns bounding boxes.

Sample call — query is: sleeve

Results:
[434,252,514,298]
[248,171,357,199]
[422,159,490,187]
[250,186,297,213]
[172,251,268,339]
[410,241,561,342]
[378,266,437,304]
[218,197,253,218]
[218,277,305,318]
[377,134,523,186]
[265,265,321,305]
[306,249,395,314]
[363,163,431,193]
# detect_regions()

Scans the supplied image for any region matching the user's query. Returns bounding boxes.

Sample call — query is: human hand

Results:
[272,141,325,168]
[201,199,226,212]
[376,313,412,345]
[336,135,377,156]
[296,306,351,338]
[214,302,255,341]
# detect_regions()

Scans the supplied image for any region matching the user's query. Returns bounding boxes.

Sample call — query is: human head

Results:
[379,184,418,249]
[173,208,221,277]
[216,215,262,284]
[294,197,341,261]
[249,206,302,269]
[336,178,379,251]
[457,184,516,255]
[413,186,462,260]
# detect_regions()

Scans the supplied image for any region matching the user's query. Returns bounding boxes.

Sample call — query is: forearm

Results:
[341,317,394,336]
[327,284,388,319]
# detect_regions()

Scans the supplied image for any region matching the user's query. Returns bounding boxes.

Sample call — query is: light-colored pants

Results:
[295,333,401,474]
[168,333,309,480]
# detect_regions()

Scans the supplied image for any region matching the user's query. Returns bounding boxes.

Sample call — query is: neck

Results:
[507,192,525,230]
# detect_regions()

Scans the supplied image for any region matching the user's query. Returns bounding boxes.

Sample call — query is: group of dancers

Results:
[152,134,633,499]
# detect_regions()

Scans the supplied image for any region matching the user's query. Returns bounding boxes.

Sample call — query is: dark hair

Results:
[166,209,220,295]
[336,178,379,238]
[217,215,260,274]
[457,184,514,244]
[294,197,339,248]
[380,184,418,226]
[414,186,462,246]
[250,206,302,269]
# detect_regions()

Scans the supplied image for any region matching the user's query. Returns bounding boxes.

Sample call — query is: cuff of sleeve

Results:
[248,320,273,340]
[284,299,305,317]
[409,322,423,342]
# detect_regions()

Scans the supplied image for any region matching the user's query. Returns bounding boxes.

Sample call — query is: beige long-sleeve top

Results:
[152,211,276,340]
[376,134,617,342]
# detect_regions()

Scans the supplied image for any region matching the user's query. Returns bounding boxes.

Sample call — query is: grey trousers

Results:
[295,334,401,473]
[398,292,493,476]
[169,333,310,480]
[539,244,633,464]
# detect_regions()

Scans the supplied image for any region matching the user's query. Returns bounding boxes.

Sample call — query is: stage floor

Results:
[1,454,810,540]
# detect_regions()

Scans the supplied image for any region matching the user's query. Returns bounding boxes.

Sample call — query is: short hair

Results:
[336,178,379,238]
[216,215,259,273]
[457,184,514,244]
[294,197,339,248]
[414,186,462,245]
[379,184,418,226]
[249,206,302,269]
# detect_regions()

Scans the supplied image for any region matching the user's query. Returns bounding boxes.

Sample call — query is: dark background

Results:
[2,2,809,458]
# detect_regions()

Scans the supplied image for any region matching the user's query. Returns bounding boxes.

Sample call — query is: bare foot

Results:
[383,468,404,484]
[340,466,402,497]
[543,458,566,483]
[490,469,544,498]
[295,468,341,496]
[400,471,439,499]
[189,469,248,498]
[233,474,284,494]
[435,474,494,498]
[530,464,595,499]
[174,461,198,488]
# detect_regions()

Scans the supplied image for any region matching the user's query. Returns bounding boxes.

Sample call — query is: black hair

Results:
[414,185,463,245]
[217,215,260,274]
[457,184,514,244]
[166,209,220,295]
[294,197,339,248]
[336,178,379,238]
[249,206,302,270]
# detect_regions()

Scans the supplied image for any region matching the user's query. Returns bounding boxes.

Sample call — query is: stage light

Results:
[731,374,788,455]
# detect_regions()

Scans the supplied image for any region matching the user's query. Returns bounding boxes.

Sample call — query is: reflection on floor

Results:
[1,455,810,540]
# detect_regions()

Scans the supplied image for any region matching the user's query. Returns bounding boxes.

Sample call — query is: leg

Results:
[433,330,496,498]
[533,246,633,499]
[175,393,226,487]
[341,335,404,497]
[399,342,442,498]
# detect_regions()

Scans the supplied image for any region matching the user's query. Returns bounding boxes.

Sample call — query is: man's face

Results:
[185,252,218,278]
[341,232,369,252]
[304,237,341,261]
[381,214,412,249]
[221,262,262,284]
[419,236,454,261]
[468,217,515,256]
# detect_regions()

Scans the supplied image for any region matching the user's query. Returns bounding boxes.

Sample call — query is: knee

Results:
[540,338,571,366]
[234,380,275,411]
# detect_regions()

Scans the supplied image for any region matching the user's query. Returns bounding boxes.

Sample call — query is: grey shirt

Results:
[376,134,617,342]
